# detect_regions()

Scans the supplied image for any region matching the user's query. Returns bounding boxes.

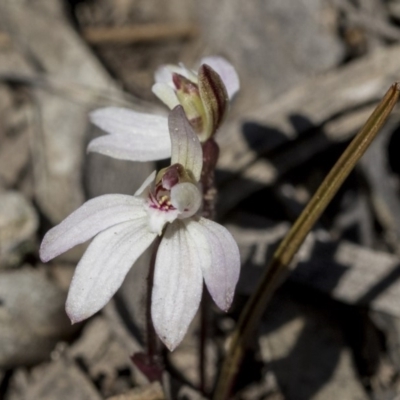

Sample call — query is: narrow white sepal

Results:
[170,182,202,219]
[154,64,197,86]
[200,56,240,100]
[154,64,180,86]
[40,195,146,262]
[152,83,180,110]
[66,218,156,323]
[88,134,171,162]
[90,107,169,137]
[152,220,204,350]
[89,107,171,161]
[184,218,240,311]
[168,106,203,181]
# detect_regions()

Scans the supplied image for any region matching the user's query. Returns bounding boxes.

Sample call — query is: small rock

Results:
[6,360,102,400]
[0,192,38,268]
[0,267,76,368]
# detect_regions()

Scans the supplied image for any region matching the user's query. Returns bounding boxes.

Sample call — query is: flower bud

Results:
[198,64,229,140]
[173,66,229,142]
[152,61,233,143]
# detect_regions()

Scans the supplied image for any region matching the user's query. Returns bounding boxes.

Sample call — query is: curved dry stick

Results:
[214,82,400,400]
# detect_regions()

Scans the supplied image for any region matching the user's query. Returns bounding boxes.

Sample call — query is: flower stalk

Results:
[213,82,400,400]
[198,138,221,394]
[201,138,220,220]
[146,236,162,363]
[199,290,208,394]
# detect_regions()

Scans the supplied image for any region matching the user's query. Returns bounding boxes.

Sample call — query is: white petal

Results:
[90,107,168,137]
[179,63,198,83]
[171,182,202,219]
[152,83,180,110]
[200,56,240,100]
[154,64,197,86]
[88,133,171,162]
[154,64,180,86]
[40,195,146,262]
[66,218,157,323]
[152,220,204,350]
[185,218,240,311]
[89,107,171,161]
[169,106,203,181]
[134,170,156,197]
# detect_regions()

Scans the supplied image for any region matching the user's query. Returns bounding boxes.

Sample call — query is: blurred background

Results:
[1,0,400,399]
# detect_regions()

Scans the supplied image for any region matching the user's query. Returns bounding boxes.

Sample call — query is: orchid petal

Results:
[66,218,157,323]
[200,56,240,100]
[154,64,183,86]
[90,107,169,137]
[152,83,180,110]
[169,106,203,181]
[185,218,240,311]
[152,220,204,350]
[154,64,197,86]
[88,133,171,162]
[171,182,202,219]
[40,195,146,262]
[89,107,171,161]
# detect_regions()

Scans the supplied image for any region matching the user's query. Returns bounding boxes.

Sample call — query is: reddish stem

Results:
[131,237,163,383]
[201,138,220,220]
[198,138,220,393]
[146,236,162,361]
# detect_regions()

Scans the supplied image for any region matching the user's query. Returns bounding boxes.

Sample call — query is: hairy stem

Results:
[213,82,400,400]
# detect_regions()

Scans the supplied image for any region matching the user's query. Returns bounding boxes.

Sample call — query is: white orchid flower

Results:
[88,56,239,162]
[40,106,240,351]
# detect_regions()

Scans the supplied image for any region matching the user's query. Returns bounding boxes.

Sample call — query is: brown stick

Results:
[83,23,199,45]
[0,23,199,48]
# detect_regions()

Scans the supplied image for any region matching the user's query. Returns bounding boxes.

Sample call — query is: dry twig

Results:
[0,23,199,48]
